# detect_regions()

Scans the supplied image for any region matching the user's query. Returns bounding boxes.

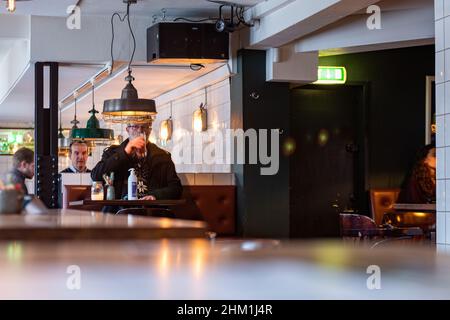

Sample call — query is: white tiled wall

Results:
[58,144,108,173]
[2,75,231,195]
[150,79,231,173]
[435,0,450,244]
[58,79,231,175]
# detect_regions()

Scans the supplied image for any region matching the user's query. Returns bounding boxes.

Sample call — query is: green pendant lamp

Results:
[71,85,114,141]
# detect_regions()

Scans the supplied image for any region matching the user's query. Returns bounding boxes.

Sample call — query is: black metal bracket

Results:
[34,62,59,208]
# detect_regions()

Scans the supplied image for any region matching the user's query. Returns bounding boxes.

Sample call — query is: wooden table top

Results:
[69,199,186,207]
[0,209,207,240]
[0,239,448,299]
[392,203,436,212]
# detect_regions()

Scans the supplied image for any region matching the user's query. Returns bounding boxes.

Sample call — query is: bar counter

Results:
[0,209,207,240]
[0,239,448,299]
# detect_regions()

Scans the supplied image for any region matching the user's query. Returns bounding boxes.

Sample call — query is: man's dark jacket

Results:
[9,168,28,195]
[91,139,182,200]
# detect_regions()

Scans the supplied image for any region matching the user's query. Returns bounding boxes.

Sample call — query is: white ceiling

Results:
[60,63,226,126]
[0,0,77,16]
[4,0,263,17]
[0,0,262,126]
[0,39,16,63]
[76,0,263,18]
[0,61,225,124]
[353,0,432,14]
[0,64,104,123]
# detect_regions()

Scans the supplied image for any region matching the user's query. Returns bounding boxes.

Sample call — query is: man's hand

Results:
[141,195,156,201]
[125,136,146,156]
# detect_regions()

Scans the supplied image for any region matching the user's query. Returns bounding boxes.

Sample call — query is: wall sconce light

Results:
[193,88,208,132]
[160,117,173,142]
[193,103,207,132]
[7,0,15,12]
[5,0,30,13]
[160,101,173,142]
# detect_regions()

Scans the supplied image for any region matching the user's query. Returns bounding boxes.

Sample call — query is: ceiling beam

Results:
[242,0,381,49]
[295,5,434,55]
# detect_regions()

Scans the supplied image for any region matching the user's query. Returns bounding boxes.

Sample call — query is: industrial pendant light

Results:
[103,0,157,124]
[71,85,114,141]
[69,96,80,137]
[58,106,71,157]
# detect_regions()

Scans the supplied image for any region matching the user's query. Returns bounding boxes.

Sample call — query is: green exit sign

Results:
[315,66,347,84]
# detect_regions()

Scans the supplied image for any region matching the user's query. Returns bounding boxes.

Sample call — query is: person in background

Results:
[9,147,34,195]
[91,122,182,201]
[60,141,91,173]
[398,143,436,203]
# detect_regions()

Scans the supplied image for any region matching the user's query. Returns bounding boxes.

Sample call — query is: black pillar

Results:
[230,49,290,238]
[34,62,59,208]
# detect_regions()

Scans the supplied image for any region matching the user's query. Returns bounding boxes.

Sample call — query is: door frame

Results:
[290,81,370,214]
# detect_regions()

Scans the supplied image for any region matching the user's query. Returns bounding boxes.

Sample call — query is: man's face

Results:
[70,143,89,171]
[20,161,35,179]
[126,124,152,140]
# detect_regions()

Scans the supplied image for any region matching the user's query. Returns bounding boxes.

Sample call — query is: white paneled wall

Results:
[58,79,231,175]
[435,0,450,244]
[152,79,231,173]
[0,73,232,191]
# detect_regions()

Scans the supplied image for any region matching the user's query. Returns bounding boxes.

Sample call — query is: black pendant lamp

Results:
[102,0,157,124]
[71,85,114,141]
[58,106,71,156]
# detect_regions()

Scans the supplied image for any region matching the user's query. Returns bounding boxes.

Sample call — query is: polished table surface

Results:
[0,239,449,299]
[69,199,186,207]
[0,209,207,240]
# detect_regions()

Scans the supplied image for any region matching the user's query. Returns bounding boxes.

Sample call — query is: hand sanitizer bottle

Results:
[128,168,137,200]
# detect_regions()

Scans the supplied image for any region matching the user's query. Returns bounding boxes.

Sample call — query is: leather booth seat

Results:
[63,185,236,235]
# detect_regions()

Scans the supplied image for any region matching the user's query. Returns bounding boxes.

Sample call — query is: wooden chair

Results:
[340,213,423,247]
[369,188,400,226]
[340,213,378,238]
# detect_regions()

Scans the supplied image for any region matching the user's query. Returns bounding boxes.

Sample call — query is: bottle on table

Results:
[128,168,137,200]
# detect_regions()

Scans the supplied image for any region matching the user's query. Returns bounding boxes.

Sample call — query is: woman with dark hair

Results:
[397,144,436,203]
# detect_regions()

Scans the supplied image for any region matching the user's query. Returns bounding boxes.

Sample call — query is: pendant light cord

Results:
[126,3,136,74]
[59,107,62,131]
[110,1,136,75]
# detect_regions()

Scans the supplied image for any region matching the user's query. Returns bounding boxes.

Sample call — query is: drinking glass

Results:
[139,132,147,158]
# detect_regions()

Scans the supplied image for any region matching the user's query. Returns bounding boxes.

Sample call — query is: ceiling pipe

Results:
[59,61,127,112]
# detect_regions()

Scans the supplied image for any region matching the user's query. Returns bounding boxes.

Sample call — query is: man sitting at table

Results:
[61,141,91,173]
[9,147,34,195]
[91,122,182,201]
